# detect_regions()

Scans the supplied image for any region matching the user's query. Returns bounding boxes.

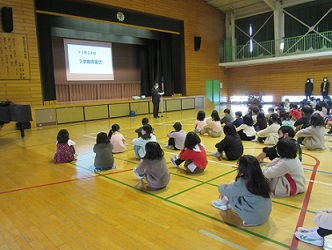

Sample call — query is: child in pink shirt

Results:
[108,124,126,153]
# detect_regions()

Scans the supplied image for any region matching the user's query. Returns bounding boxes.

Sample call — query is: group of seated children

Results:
[212,137,306,227]
[54,124,127,171]
[52,107,332,241]
[218,101,327,150]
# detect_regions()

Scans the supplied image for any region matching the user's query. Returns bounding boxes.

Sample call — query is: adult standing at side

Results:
[305,78,313,101]
[320,77,330,101]
[151,83,164,118]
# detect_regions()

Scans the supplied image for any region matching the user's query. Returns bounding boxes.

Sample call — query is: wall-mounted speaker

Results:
[1,7,13,33]
[194,36,201,51]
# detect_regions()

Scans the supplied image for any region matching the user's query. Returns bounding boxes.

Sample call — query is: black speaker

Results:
[194,36,201,51]
[1,7,13,33]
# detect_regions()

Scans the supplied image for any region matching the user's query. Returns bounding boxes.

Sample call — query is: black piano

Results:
[0,102,33,138]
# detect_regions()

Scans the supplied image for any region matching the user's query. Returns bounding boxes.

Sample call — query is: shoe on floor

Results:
[294,231,324,247]
[211,152,221,157]
[211,200,232,211]
[170,156,178,168]
[296,227,317,233]
[251,139,258,142]
[243,221,259,227]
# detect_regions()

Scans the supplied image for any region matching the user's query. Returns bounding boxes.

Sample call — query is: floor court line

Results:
[0,138,314,247]
[199,229,247,250]
[0,167,133,195]
[75,152,320,216]
[303,167,332,175]
[290,153,320,249]
[75,154,312,249]
[97,172,290,248]
[308,179,332,186]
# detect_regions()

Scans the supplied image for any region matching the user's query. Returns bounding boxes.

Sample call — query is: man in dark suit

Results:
[151,83,164,118]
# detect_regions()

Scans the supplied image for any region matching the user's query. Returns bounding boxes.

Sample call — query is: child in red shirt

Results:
[289,104,302,120]
[170,132,207,174]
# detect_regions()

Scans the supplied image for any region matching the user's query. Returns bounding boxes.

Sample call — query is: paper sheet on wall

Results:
[0,33,30,80]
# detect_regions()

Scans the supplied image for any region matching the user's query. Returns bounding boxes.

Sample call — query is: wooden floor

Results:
[1,104,331,249]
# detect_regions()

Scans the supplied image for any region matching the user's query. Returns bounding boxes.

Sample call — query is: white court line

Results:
[199,230,247,250]
[207,159,236,167]
[83,134,97,139]
[164,152,236,167]
[307,179,332,187]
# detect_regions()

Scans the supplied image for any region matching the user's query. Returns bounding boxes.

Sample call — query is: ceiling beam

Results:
[281,0,315,8]
[264,0,276,10]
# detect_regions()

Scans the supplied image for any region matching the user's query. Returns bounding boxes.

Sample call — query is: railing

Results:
[230,30,332,62]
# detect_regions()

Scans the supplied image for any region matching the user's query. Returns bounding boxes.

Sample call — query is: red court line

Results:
[0,169,133,195]
[290,153,320,249]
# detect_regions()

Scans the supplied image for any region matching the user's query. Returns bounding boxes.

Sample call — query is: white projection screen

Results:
[64,39,114,81]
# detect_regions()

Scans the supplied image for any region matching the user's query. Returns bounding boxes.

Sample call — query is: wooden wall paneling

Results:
[109,103,129,118]
[181,98,195,110]
[166,99,181,112]
[148,100,166,114]
[35,108,57,126]
[0,0,42,106]
[84,105,109,121]
[56,107,84,124]
[129,101,149,115]
[225,58,332,102]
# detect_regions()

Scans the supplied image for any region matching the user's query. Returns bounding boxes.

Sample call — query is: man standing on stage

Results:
[151,83,164,118]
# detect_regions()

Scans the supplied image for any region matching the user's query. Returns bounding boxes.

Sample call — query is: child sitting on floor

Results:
[220,108,234,125]
[54,129,76,163]
[200,110,222,137]
[135,118,153,137]
[254,113,280,144]
[232,111,243,128]
[93,132,115,172]
[170,132,208,174]
[165,122,186,150]
[256,125,302,162]
[133,142,170,190]
[236,114,256,141]
[132,124,156,160]
[213,123,243,161]
[108,124,126,153]
[194,110,206,133]
[295,113,326,150]
[261,138,306,197]
[212,155,272,226]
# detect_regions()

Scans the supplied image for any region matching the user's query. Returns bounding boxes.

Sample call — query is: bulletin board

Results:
[0,33,30,80]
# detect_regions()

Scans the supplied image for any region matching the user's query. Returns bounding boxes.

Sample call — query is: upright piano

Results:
[0,102,33,138]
